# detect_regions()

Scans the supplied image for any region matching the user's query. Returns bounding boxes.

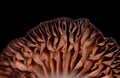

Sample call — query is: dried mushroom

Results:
[0,17,120,78]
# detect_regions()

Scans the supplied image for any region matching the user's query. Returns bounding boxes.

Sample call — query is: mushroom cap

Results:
[0,17,120,78]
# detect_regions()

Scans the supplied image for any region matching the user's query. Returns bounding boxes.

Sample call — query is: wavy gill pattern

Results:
[0,17,120,78]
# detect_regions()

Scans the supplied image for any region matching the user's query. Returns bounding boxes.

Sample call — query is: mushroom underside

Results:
[0,17,120,78]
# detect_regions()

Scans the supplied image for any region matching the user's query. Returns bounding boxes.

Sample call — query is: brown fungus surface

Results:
[0,17,120,78]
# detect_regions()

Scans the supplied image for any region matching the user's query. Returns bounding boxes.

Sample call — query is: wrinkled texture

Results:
[0,17,120,78]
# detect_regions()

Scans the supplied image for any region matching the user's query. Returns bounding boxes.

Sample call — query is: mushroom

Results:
[0,17,120,78]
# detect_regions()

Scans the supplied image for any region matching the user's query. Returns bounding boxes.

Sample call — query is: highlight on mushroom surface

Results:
[0,17,120,78]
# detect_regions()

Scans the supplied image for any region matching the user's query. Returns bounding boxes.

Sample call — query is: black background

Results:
[0,3,120,52]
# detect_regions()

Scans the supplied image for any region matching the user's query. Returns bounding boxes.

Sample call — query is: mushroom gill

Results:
[0,17,120,78]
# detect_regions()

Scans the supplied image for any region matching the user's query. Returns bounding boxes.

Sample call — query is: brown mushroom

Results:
[0,17,120,78]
